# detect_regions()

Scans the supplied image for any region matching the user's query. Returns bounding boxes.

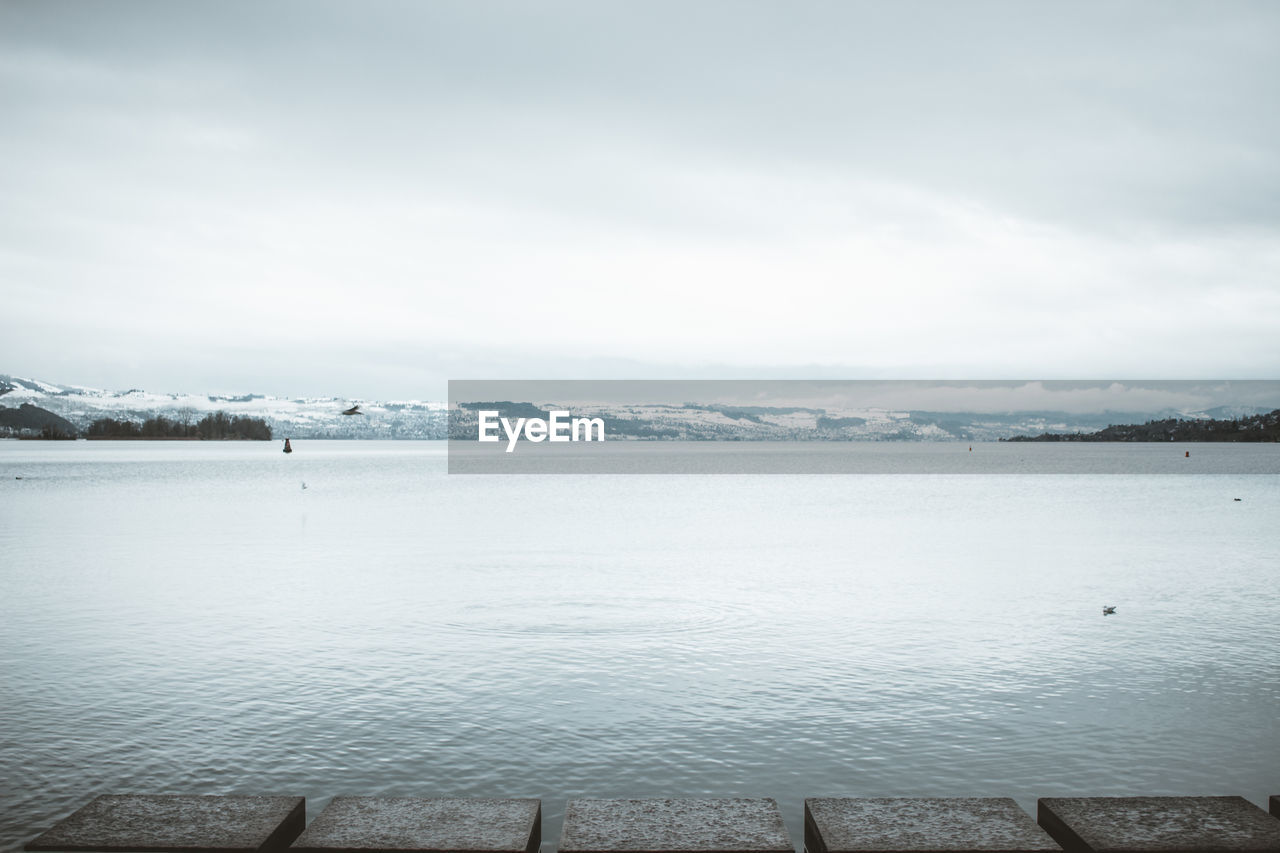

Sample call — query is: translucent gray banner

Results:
[447,380,1280,474]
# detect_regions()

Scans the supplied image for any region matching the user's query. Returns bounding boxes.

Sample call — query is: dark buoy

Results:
[1185,450,1190,457]
[283,438,293,454]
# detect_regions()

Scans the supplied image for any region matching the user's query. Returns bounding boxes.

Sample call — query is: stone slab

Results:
[805,798,1061,853]
[289,798,540,853]
[1037,797,1280,852]
[25,795,305,852]
[559,799,792,853]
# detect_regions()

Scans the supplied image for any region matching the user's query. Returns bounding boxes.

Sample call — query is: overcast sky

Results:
[2,1,1278,398]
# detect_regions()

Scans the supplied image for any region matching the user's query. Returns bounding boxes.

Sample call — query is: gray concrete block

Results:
[559,799,792,853]
[25,794,305,852]
[804,798,1060,853]
[289,797,540,853]
[1037,797,1280,852]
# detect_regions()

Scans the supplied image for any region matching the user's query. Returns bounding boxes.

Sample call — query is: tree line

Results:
[86,412,272,440]
[1005,408,1280,442]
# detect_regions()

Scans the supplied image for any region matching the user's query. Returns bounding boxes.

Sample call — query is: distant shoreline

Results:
[81,436,269,441]
[1004,407,1280,443]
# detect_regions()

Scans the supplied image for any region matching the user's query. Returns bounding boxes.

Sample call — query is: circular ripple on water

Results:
[435,595,750,638]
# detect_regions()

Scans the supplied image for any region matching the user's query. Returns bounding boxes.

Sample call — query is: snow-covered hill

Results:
[5,373,1275,442]
[0,375,447,439]
[446,399,1277,442]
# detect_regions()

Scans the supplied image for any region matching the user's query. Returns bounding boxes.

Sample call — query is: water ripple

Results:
[435,595,752,638]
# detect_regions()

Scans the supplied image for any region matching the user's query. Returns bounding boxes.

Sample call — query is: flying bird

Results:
[1102,606,1116,615]
[341,404,363,416]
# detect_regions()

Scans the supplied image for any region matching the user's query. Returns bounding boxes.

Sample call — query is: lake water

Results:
[1,440,1277,851]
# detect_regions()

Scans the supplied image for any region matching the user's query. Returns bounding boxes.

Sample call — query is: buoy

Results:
[283,438,293,454]
[1185,450,1189,457]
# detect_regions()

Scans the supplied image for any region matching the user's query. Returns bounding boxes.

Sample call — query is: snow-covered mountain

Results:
[0,375,447,439]
[5,373,1276,442]
[447,400,1279,442]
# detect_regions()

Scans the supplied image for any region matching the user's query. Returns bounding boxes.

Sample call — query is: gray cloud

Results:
[2,1,1278,397]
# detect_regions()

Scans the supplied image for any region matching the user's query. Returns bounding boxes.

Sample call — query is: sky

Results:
[2,1,1279,399]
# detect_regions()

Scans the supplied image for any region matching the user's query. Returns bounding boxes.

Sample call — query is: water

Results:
[1,440,1277,851]
[448,439,1280,473]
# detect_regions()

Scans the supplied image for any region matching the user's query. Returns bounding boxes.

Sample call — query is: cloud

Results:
[1,1,1278,396]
